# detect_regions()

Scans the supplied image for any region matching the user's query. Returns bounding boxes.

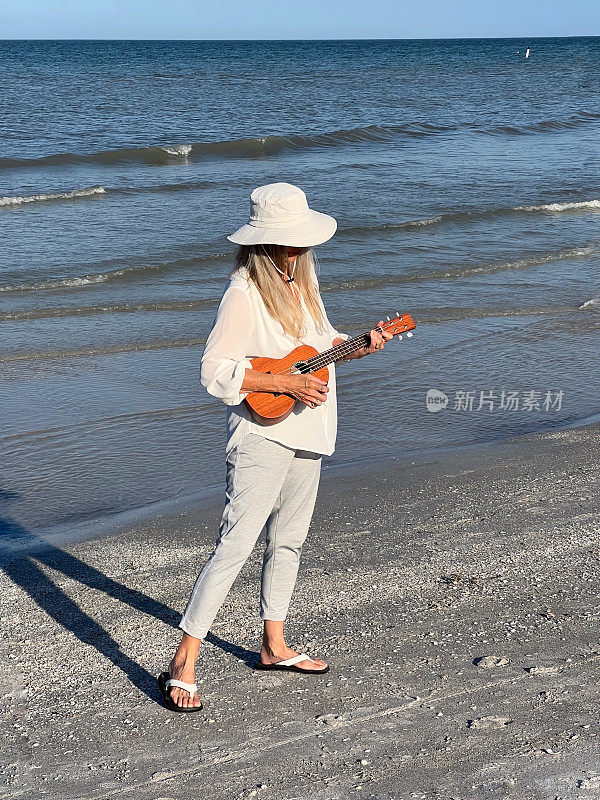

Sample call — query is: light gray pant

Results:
[179,431,322,640]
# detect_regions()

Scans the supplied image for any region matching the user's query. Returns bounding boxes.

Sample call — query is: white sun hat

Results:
[226,182,337,247]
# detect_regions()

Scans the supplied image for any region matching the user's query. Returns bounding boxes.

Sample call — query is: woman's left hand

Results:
[353,320,394,359]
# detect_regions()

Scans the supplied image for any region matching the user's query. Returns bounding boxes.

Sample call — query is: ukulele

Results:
[244,313,416,424]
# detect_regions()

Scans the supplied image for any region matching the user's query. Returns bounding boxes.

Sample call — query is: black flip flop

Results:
[253,653,330,674]
[157,671,203,712]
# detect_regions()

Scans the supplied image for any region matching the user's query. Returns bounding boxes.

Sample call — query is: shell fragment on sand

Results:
[473,655,510,668]
[467,716,513,729]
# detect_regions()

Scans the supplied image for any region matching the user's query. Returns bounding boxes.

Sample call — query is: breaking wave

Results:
[420,303,581,323]
[321,246,596,292]
[0,338,208,363]
[2,112,599,169]
[516,199,600,213]
[0,253,230,294]
[340,199,600,236]
[0,143,197,169]
[0,299,215,322]
[159,144,192,157]
[0,186,106,207]
[486,112,600,135]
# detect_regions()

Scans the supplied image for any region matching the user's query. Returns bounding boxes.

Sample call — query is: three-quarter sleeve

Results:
[200,286,254,406]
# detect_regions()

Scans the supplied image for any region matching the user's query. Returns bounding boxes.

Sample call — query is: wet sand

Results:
[2,422,600,800]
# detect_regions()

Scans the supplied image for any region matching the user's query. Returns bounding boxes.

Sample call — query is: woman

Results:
[158,182,392,711]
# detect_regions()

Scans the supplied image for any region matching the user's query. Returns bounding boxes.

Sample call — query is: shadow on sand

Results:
[0,489,178,701]
[1,489,260,703]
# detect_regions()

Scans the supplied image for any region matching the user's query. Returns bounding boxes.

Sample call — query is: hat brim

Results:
[227,210,337,247]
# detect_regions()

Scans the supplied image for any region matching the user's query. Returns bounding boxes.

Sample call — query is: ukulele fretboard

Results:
[302,331,374,372]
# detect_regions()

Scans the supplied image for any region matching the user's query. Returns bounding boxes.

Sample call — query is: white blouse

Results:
[200,263,349,456]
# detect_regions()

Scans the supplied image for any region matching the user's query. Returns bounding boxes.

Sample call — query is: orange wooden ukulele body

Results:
[245,345,329,425]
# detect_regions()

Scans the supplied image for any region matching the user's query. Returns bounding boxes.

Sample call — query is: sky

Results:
[0,0,598,40]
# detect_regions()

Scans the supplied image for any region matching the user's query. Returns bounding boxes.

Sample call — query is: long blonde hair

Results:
[233,244,325,340]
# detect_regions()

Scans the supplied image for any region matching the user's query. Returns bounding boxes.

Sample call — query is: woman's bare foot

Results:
[167,634,202,709]
[261,620,327,671]
[259,643,328,671]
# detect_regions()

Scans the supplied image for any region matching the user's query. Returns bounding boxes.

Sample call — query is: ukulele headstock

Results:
[380,313,416,341]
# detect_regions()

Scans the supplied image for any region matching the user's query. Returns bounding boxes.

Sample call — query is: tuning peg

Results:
[396,311,401,317]
[397,334,403,341]
[406,332,413,338]
[386,315,390,321]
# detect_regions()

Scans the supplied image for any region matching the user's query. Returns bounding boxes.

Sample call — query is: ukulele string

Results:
[299,323,397,372]
[267,326,388,376]
[268,322,408,376]
[269,334,370,376]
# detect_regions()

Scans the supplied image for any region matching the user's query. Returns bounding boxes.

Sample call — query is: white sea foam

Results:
[54,273,123,287]
[406,215,443,227]
[0,270,124,293]
[517,199,600,213]
[160,144,192,157]
[580,297,600,309]
[0,185,106,207]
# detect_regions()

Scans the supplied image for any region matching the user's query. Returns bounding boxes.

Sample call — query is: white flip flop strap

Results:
[276,653,315,667]
[165,678,198,695]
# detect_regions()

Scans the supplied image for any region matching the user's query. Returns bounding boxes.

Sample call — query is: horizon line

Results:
[1,34,599,42]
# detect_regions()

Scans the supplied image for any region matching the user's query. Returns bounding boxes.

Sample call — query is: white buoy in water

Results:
[525,47,530,58]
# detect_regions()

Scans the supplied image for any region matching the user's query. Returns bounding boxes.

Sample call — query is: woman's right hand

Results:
[280,373,329,408]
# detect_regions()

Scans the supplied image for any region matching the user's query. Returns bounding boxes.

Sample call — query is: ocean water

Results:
[1,38,599,538]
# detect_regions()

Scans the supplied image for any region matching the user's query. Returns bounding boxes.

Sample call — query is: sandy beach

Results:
[2,420,600,799]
